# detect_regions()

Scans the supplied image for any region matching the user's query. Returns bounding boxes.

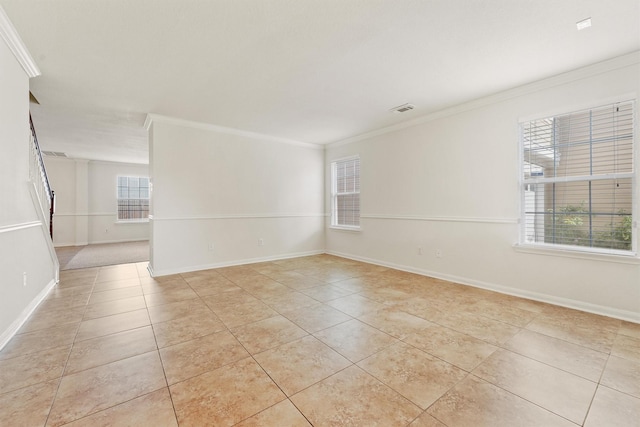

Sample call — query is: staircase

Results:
[29,114,55,238]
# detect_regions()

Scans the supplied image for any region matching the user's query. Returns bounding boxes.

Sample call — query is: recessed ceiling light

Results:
[577,17,592,30]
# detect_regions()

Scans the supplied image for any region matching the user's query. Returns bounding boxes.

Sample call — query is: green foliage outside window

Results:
[596,212,632,250]
[547,204,632,250]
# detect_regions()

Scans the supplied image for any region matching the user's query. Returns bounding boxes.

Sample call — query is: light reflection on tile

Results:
[427,375,576,427]
[291,365,422,426]
[0,379,59,427]
[0,323,78,360]
[409,412,447,427]
[47,351,166,426]
[281,303,352,333]
[313,319,398,362]
[159,330,250,384]
[1,255,637,426]
[504,329,608,381]
[0,345,70,394]
[404,323,497,371]
[600,355,640,398]
[152,311,226,348]
[611,333,640,363]
[65,326,157,374]
[253,335,351,396]
[472,349,597,424]
[358,342,467,409]
[234,399,311,427]
[60,388,178,427]
[83,295,147,320]
[231,315,308,355]
[19,306,85,333]
[75,309,150,342]
[170,357,286,427]
[584,385,640,427]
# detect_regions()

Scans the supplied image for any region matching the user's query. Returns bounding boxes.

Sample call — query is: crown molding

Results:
[329,51,640,148]
[144,113,323,150]
[0,6,40,78]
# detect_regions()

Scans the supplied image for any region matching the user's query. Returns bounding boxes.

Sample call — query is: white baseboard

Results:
[327,250,640,324]
[150,249,325,277]
[0,278,58,351]
[54,238,149,248]
[54,241,87,248]
[146,263,155,277]
[89,238,149,245]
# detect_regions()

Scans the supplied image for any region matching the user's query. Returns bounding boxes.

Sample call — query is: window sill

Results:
[116,219,149,224]
[329,225,361,232]
[513,243,640,264]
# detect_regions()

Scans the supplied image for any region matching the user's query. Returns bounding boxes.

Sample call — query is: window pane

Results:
[117,176,128,198]
[523,104,634,179]
[521,101,634,252]
[337,194,360,226]
[522,118,557,177]
[332,157,360,227]
[117,176,150,220]
[524,178,632,250]
[140,186,149,199]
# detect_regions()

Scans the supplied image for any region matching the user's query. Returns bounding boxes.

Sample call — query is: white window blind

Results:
[117,176,150,221]
[331,157,360,228]
[521,101,635,254]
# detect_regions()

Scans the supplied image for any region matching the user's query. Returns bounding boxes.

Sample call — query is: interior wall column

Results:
[74,159,89,245]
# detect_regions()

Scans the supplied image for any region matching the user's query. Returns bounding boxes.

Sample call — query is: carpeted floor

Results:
[56,241,149,270]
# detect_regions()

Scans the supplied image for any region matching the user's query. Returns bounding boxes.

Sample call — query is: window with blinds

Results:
[331,156,360,228]
[521,100,635,254]
[117,176,150,221]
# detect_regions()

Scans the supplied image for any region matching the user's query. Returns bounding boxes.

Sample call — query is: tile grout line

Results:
[43,265,100,427]
[6,256,636,426]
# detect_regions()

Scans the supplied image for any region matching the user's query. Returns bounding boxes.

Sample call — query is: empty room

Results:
[0,1,639,426]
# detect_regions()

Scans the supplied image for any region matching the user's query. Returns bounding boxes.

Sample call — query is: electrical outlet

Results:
[418,247,423,255]
[23,272,27,287]
[258,238,264,246]
[435,249,443,258]
[208,243,215,251]
[105,228,109,233]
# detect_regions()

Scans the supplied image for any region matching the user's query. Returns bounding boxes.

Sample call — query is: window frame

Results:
[116,175,150,223]
[330,155,361,231]
[517,100,637,258]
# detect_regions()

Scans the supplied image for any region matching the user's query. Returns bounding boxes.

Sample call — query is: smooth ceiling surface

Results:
[2,0,639,164]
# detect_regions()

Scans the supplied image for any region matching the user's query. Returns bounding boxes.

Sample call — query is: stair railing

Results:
[28,114,55,238]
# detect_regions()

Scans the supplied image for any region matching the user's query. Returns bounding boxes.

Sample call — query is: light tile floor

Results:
[1,254,639,426]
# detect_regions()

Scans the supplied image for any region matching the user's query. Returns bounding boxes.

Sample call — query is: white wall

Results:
[326,53,640,322]
[147,116,325,276]
[45,157,150,246]
[0,18,57,348]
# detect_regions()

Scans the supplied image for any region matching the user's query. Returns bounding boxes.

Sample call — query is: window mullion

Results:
[331,157,360,228]
[520,100,635,253]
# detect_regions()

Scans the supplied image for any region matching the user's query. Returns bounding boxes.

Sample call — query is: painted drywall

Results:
[41,156,76,245]
[0,33,33,228]
[44,157,150,246]
[0,30,57,348]
[326,54,640,322]
[147,117,325,275]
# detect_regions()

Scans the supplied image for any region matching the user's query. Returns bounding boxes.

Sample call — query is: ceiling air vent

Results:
[42,151,68,157]
[390,103,415,113]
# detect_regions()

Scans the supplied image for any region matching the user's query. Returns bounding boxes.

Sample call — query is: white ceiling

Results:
[2,0,639,164]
